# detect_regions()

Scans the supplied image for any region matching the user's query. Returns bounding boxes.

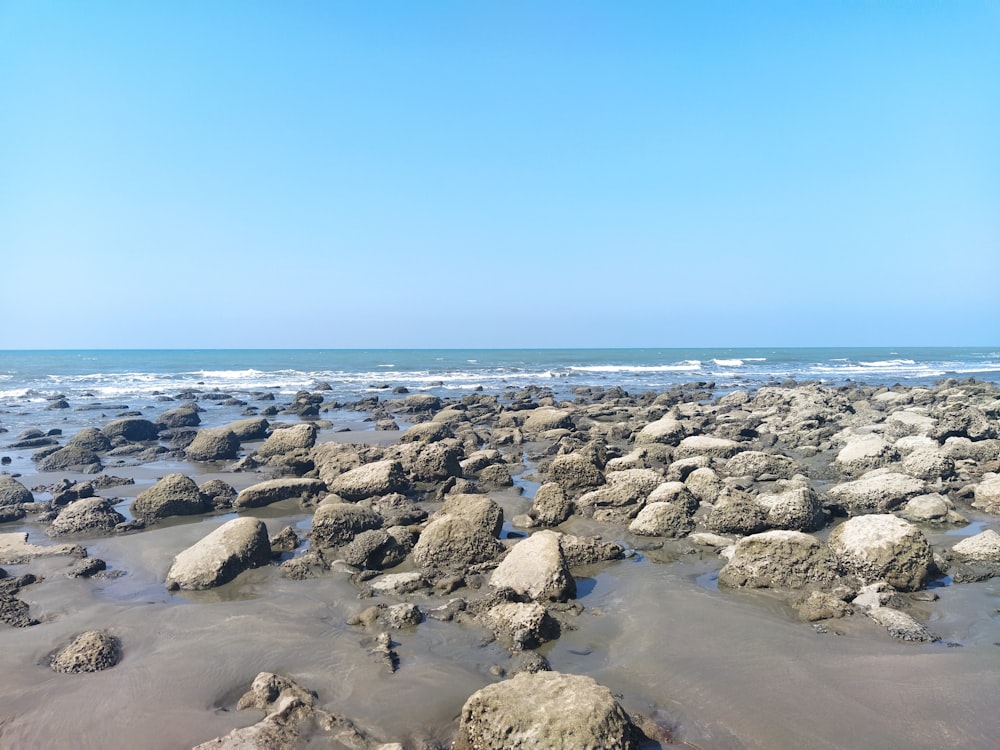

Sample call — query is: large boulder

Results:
[835,434,895,476]
[755,485,826,532]
[529,483,574,526]
[102,418,160,442]
[66,428,112,452]
[329,460,408,501]
[725,451,797,479]
[522,407,574,432]
[50,630,122,673]
[37,445,103,474]
[971,474,1000,514]
[412,514,503,570]
[706,489,767,536]
[718,530,840,589]
[479,601,560,650]
[674,435,742,460]
[165,517,271,590]
[234,478,327,509]
[392,442,463,482]
[0,476,33,506]
[646,481,699,515]
[828,515,933,591]
[131,473,207,521]
[185,428,240,461]
[226,418,270,441]
[453,671,640,750]
[490,530,575,602]
[628,502,694,537]
[255,423,317,459]
[156,405,201,429]
[826,471,925,515]
[310,500,383,548]
[634,415,686,445]
[548,451,604,491]
[398,421,454,444]
[576,468,662,512]
[48,498,125,537]
[900,446,954,481]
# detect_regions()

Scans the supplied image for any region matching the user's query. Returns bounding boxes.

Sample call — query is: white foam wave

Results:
[712,359,743,367]
[570,361,702,373]
[858,359,917,368]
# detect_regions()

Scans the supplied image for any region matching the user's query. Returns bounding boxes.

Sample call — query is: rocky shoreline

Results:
[1,377,999,748]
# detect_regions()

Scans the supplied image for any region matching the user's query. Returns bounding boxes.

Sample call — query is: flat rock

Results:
[234,478,327,509]
[826,472,925,515]
[490,530,575,602]
[0,532,85,564]
[166,517,272,590]
[718,530,840,589]
[329,460,408,501]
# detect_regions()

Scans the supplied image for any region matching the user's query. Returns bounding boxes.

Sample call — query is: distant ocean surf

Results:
[2,348,998,409]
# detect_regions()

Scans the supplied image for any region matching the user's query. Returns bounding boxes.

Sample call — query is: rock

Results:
[102,417,160,442]
[490,530,575,602]
[67,557,108,578]
[37,445,103,474]
[199,479,238,509]
[951,529,1000,562]
[48,497,125,537]
[706,489,768,536]
[726,450,797,479]
[234,478,327,509]
[646,481,699,514]
[828,515,933,591]
[480,601,559,650]
[530,482,574,526]
[826,471,925,515]
[718,530,841,589]
[310,501,383,549]
[194,672,368,750]
[369,571,426,597]
[362,492,427,526]
[1,592,38,627]
[756,485,826,532]
[398,421,454,444]
[900,446,954,481]
[0,532,85,564]
[634,415,686,445]
[66,428,112,452]
[329,460,408,501]
[439,493,504,537]
[684,467,723,504]
[558,534,625,566]
[0,475,32,506]
[412,514,503,571]
[523,407,575,432]
[394,442,463,482]
[224,418,270,441]
[479,463,514,487]
[453,671,640,750]
[898,493,958,524]
[971,474,1000,514]
[548,451,605,491]
[461,449,503,474]
[156,405,201,429]
[674,435,742,460]
[852,585,938,642]
[835,434,895,476]
[628,502,694,538]
[795,590,853,621]
[165,517,272,590]
[341,527,413,570]
[131,473,206,521]
[185,428,240,461]
[50,630,122,673]
[689,532,736,548]
[255,423,317,459]
[576,468,662,512]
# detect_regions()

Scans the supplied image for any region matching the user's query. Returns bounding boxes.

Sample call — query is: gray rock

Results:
[835,434,896,476]
[828,515,933,591]
[480,601,559,650]
[826,471,925,515]
[50,630,122,673]
[706,488,768,536]
[255,423,317,459]
[522,407,575,432]
[628,502,694,538]
[719,530,841,589]
[185,428,240,461]
[674,435,742,460]
[576,468,661,512]
[634,415,686,445]
[329,460,408,501]
[234,478,327,509]
[165,517,271,590]
[102,417,160,442]
[226,417,270,441]
[37,445,103,474]
[0,476,33,506]
[971,474,1000,514]
[156,406,201,429]
[490,530,575,602]
[901,446,954,481]
[398,421,454,444]
[131,473,206,521]
[48,497,125,537]
[66,428,112,452]
[726,450,797,479]
[558,534,625,567]
[684,467,723,504]
[453,671,640,750]
[530,483,573,526]
[646,481,699,514]
[412,514,503,571]
[310,500,383,548]
[756,485,826,532]
[548,451,605,491]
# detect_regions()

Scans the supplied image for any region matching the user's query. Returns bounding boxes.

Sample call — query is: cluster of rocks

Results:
[3,377,1000,748]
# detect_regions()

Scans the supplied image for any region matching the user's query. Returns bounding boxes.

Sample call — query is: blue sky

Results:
[1,1,997,349]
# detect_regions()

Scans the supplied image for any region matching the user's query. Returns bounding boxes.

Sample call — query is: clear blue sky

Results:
[1,1,997,349]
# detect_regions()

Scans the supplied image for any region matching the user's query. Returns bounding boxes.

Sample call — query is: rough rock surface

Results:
[453,671,640,750]
[756,485,826,532]
[828,515,933,591]
[0,476,33,506]
[132,473,206,521]
[718,530,840,589]
[412,514,503,571]
[102,417,160,442]
[234,478,327,509]
[185,428,241,461]
[50,630,122,673]
[628,502,693,538]
[255,423,317,459]
[490,530,575,602]
[480,601,559,650]
[826,471,925,515]
[37,445,103,474]
[166,517,272,590]
[530,482,574,526]
[329,460,408,501]
[48,497,125,537]
[310,501,383,549]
